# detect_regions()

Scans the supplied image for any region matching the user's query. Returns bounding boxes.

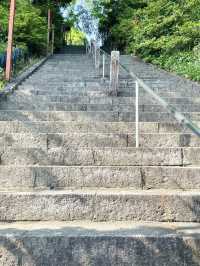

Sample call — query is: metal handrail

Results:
[87,44,200,146]
[100,48,200,139]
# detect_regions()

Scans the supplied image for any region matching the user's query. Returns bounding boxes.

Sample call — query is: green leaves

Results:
[95,0,200,81]
[0,0,74,56]
[14,0,47,54]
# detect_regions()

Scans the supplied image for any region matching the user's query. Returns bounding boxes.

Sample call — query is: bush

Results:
[95,0,200,81]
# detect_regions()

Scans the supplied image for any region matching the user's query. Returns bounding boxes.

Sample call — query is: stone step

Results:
[0,189,200,222]
[0,133,199,148]
[23,79,132,86]
[0,221,198,265]
[0,165,199,190]
[119,112,200,122]
[7,93,200,105]
[0,121,159,134]
[19,85,188,97]
[25,76,102,82]
[0,121,197,134]
[17,89,109,97]
[21,81,104,88]
[0,110,199,122]
[1,101,200,112]
[21,83,198,98]
[0,147,185,166]
[14,88,191,98]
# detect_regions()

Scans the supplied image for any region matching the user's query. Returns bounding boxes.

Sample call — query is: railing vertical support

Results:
[135,81,139,148]
[110,51,120,96]
[47,8,52,55]
[51,25,55,55]
[94,45,100,70]
[5,0,16,81]
[102,53,105,79]
[91,40,95,62]
[86,43,88,54]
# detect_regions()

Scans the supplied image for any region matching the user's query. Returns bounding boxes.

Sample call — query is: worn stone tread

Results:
[0,165,200,190]
[0,132,199,148]
[0,189,200,222]
[0,147,184,166]
[0,220,199,236]
[0,110,200,122]
[0,221,199,265]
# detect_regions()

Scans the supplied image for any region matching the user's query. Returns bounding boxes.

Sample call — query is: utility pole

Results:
[5,0,16,81]
[47,8,52,54]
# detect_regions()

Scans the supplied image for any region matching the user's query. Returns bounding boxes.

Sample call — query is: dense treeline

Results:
[94,0,200,81]
[0,0,72,87]
[0,0,71,55]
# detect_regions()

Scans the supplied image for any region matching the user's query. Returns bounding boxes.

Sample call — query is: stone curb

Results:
[0,55,51,98]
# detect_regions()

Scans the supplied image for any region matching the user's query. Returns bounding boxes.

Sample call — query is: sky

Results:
[61,0,101,43]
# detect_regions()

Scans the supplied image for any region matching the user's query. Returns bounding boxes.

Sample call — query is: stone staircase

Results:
[0,47,200,265]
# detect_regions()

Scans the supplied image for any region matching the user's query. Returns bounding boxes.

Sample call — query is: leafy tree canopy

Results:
[0,0,73,55]
[93,0,200,81]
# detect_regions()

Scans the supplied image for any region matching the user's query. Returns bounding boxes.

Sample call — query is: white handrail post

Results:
[95,46,100,70]
[51,25,55,55]
[102,53,105,78]
[91,40,95,61]
[135,80,139,148]
[94,43,97,66]
[109,51,120,96]
[85,43,88,54]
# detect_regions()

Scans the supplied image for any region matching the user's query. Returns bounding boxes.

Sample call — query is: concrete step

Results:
[0,103,134,112]
[0,121,159,134]
[22,79,132,86]
[0,165,199,190]
[0,189,200,222]
[0,111,119,122]
[0,147,185,166]
[2,100,200,113]
[0,221,198,265]
[0,110,199,122]
[15,88,189,98]
[13,90,110,98]
[19,86,190,99]
[0,133,199,148]
[21,81,104,88]
[7,93,200,105]
[21,83,200,98]
[0,121,197,134]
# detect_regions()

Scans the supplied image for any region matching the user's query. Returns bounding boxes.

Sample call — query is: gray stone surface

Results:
[1,166,200,190]
[0,121,159,134]
[0,166,142,189]
[0,221,199,266]
[0,48,200,264]
[0,190,199,221]
[0,147,183,166]
[0,132,197,149]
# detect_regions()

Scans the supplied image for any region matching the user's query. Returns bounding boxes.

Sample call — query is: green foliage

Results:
[151,51,200,82]
[15,0,47,54]
[0,43,7,54]
[0,0,47,55]
[0,0,73,56]
[0,0,73,86]
[95,0,200,81]
[0,67,5,90]
[66,27,86,45]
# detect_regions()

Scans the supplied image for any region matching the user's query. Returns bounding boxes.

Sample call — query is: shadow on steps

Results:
[0,222,200,265]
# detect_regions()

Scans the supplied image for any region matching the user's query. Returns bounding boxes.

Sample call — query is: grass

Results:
[147,51,200,82]
[0,68,6,90]
[0,80,6,90]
